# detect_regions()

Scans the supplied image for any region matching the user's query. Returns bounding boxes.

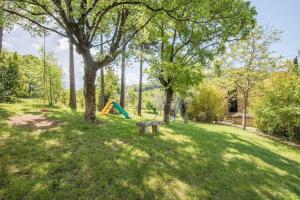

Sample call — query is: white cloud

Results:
[2,41,13,49]
[126,72,139,85]
[57,38,69,51]
[32,43,41,51]
[90,48,98,56]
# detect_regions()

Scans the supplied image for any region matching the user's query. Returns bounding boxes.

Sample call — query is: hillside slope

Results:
[0,101,299,199]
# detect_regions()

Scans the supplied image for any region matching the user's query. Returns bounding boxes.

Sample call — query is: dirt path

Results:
[7,114,59,129]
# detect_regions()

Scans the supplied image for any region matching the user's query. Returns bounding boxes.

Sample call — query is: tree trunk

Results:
[98,32,105,111]
[98,68,105,111]
[83,66,97,121]
[120,44,126,108]
[0,26,3,54]
[242,92,248,130]
[69,40,77,109]
[49,64,53,106]
[164,87,174,124]
[137,45,143,116]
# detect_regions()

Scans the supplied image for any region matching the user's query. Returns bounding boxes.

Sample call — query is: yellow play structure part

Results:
[100,100,113,115]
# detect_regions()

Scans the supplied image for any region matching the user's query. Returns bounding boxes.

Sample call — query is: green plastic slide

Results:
[112,102,131,119]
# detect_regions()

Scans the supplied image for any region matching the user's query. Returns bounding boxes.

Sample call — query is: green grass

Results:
[0,100,300,200]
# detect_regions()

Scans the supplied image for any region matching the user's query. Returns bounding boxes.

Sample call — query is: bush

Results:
[145,100,158,114]
[0,50,63,104]
[253,73,300,141]
[188,83,226,122]
[0,52,19,103]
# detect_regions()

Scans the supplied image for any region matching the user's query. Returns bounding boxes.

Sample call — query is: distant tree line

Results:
[0,50,63,104]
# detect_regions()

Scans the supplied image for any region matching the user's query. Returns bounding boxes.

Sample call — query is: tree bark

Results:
[137,45,143,116]
[83,65,97,121]
[0,26,3,54]
[242,92,248,130]
[98,32,105,111]
[164,87,174,124]
[99,68,105,111]
[120,44,126,108]
[69,39,77,109]
[49,64,53,106]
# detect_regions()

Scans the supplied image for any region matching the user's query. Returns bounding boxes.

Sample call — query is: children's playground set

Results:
[100,100,131,119]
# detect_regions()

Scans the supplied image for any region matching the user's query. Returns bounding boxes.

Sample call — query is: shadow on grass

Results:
[0,107,15,121]
[0,106,299,199]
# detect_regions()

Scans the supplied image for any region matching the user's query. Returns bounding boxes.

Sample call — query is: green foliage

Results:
[0,50,63,104]
[60,90,69,106]
[141,87,165,114]
[146,0,256,82]
[126,87,138,108]
[220,26,281,92]
[0,51,19,102]
[145,100,158,114]
[96,67,120,102]
[17,55,42,98]
[0,0,18,32]
[253,73,300,141]
[76,89,85,108]
[61,89,85,109]
[188,82,226,122]
[217,26,281,128]
[42,52,63,106]
[147,62,203,96]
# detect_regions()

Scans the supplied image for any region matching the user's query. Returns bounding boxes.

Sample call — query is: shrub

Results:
[145,100,158,114]
[188,83,226,122]
[253,73,300,141]
[0,52,19,103]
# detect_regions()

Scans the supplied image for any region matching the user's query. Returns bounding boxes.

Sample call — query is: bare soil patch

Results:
[7,114,59,129]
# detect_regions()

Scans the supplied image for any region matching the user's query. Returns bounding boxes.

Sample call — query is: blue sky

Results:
[3,0,300,88]
[251,0,300,58]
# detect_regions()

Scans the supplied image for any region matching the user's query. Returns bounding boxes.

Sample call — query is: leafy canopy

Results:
[146,0,257,94]
[219,26,281,93]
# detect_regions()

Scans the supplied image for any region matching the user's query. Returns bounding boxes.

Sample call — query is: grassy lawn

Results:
[0,100,299,200]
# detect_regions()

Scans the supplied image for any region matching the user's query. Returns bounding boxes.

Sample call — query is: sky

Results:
[3,0,300,89]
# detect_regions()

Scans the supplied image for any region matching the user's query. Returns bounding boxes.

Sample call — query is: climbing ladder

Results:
[100,100,113,115]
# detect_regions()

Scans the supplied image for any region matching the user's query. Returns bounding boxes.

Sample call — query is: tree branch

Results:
[3,8,67,37]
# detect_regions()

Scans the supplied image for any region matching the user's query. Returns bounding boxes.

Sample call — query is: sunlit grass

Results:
[0,100,299,199]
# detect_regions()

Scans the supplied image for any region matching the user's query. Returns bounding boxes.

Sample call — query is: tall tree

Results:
[220,26,281,129]
[99,68,105,110]
[0,26,3,54]
[0,2,4,54]
[119,43,127,108]
[69,39,76,109]
[0,1,3,54]
[4,0,178,121]
[137,44,143,116]
[0,51,63,101]
[147,0,256,124]
[98,32,105,111]
[38,49,63,106]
